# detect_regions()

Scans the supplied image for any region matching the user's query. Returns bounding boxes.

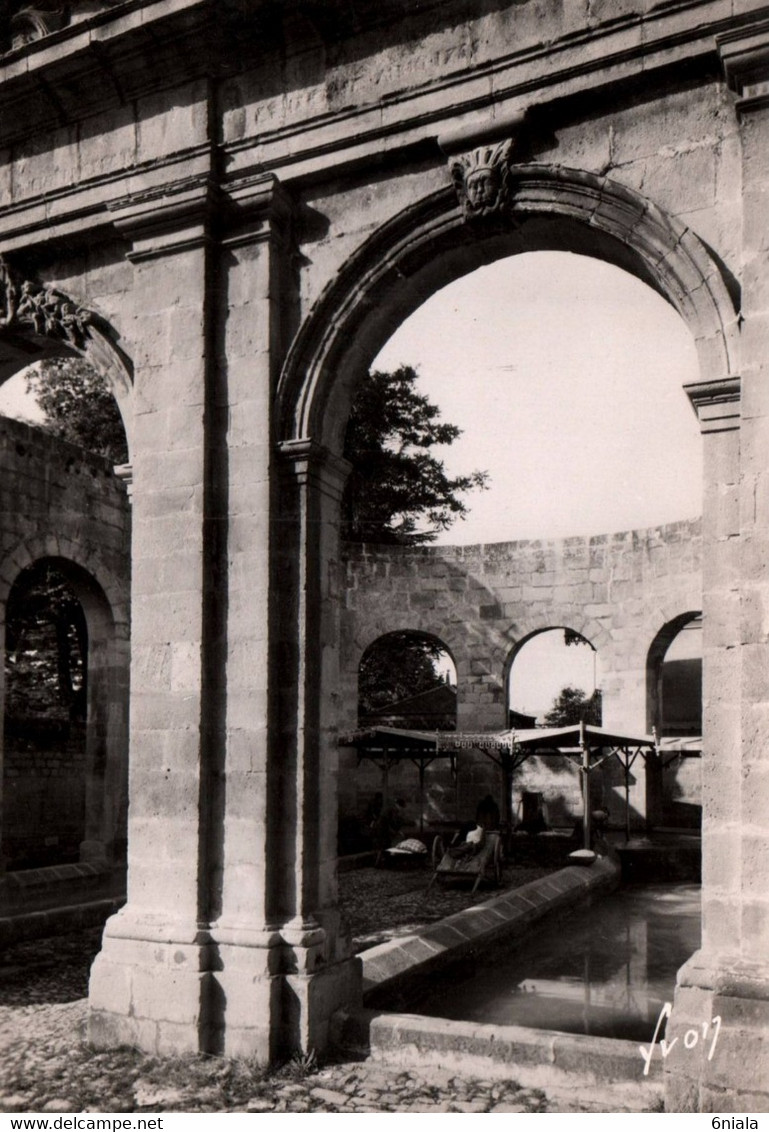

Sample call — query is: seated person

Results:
[448,821,486,860]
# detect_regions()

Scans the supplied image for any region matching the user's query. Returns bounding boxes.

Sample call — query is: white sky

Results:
[375,250,703,717]
[374,251,702,545]
[0,365,45,424]
[509,631,598,719]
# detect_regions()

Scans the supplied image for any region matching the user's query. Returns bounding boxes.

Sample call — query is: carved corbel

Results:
[0,0,121,52]
[7,1,65,49]
[0,256,91,349]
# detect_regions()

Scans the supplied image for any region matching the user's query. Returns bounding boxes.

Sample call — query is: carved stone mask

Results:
[449,137,515,223]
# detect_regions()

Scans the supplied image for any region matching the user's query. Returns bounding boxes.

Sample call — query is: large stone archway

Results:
[278,165,738,449]
[272,146,754,1112]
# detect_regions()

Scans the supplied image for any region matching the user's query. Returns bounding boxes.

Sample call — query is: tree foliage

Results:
[342,365,488,544]
[5,562,87,723]
[358,632,450,718]
[25,357,128,464]
[542,685,603,728]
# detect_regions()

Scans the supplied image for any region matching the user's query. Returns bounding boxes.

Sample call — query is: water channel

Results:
[412,882,701,1042]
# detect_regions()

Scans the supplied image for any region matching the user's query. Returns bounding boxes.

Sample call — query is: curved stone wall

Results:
[340,519,702,830]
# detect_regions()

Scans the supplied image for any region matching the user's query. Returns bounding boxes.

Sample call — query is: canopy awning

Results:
[340,723,698,757]
[504,723,656,751]
[339,723,700,845]
[340,726,454,753]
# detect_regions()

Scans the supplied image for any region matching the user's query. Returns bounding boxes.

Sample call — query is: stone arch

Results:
[646,610,703,736]
[278,165,739,449]
[0,534,128,627]
[356,628,457,726]
[0,257,134,458]
[504,622,605,721]
[354,623,461,678]
[0,537,129,868]
[271,162,738,1059]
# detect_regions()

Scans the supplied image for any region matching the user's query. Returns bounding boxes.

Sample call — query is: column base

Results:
[88,907,363,1062]
[664,950,769,1112]
[88,907,216,1056]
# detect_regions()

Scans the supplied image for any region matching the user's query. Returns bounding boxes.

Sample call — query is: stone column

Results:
[664,23,769,1108]
[664,376,745,1109]
[80,607,130,870]
[271,438,362,1054]
[203,176,360,1060]
[89,178,223,1054]
[89,171,361,1059]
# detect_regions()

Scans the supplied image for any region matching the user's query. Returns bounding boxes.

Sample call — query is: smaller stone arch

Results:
[646,610,703,736]
[356,628,457,730]
[0,534,128,629]
[0,255,134,458]
[645,611,702,831]
[505,623,603,728]
[0,538,129,872]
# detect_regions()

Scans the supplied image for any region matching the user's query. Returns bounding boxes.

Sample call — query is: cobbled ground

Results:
[0,866,660,1113]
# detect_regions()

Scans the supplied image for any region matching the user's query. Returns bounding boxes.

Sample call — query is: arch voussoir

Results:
[278,164,739,449]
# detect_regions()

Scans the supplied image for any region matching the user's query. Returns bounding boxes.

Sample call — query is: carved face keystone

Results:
[466,166,501,212]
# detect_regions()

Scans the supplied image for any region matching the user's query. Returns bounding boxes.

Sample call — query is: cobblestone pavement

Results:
[0,997,550,1114]
[341,862,554,949]
[0,870,660,1114]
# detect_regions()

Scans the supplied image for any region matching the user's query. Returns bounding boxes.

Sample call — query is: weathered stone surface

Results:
[0,0,762,1108]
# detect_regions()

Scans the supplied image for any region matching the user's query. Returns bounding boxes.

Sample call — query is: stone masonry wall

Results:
[0,416,130,587]
[340,519,702,832]
[0,414,131,870]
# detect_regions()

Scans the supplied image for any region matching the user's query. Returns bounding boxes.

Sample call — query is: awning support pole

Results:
[418,759,425,839]
[581,720,591,851]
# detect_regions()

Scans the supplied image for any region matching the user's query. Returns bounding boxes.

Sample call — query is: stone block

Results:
[742,642,769,703]
[78,104,138,179]
[12,124,80,197]
[701,897,741,952]
[701,830,740,893]
[88,1009,142,1052]
[664,1070,700,1113]
[136,80,211,162]
[86,956,132,1016]
[741,901,769,959]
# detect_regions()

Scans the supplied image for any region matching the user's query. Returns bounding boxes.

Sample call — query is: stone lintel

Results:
[718,19,769,110]
[277,438,352,503]
[108,174,221,262]
[684,376,741,434]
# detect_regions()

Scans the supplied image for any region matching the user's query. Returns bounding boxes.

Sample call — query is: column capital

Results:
[113,462,133,501]
[108,174,223,262]
[718,20,769,111]
[685,375,741,434]
[221,173,294,249]
[276,438,352,502]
